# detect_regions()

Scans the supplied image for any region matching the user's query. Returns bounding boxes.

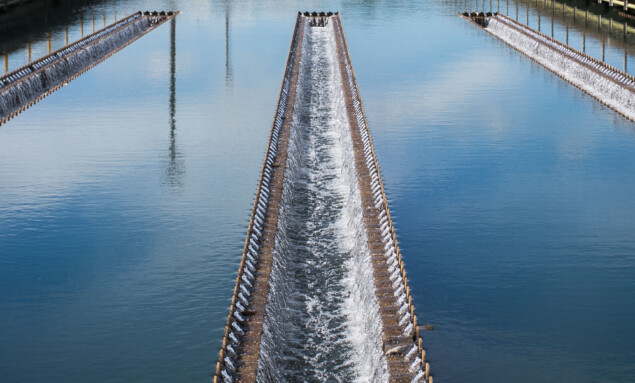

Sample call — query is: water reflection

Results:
[224,0,233,87]
[163,16,185,191]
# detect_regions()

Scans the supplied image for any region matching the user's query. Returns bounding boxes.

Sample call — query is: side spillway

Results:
[0,11,178,126]
[461,12,635,121]
[214,12,430,383]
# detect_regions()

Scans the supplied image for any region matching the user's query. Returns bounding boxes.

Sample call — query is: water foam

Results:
[485,15,635,120]
[257,19,388,383]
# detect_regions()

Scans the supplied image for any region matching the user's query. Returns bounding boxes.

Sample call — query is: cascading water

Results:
[482,15,635,120]
[0,13,174,124]
[257,19,388,383]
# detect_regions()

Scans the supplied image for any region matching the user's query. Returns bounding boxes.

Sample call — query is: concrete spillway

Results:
[461,12,635,121]
[214,12,430,383]
[0,11,177,126]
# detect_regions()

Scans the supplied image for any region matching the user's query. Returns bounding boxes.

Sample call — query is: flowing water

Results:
[258,21,387,382]
[1,0,635,382]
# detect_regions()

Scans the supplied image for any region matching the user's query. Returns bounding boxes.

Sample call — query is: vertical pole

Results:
[583,31,586,52]
[65,26,69,45]
[625,20,629,38]
[610,18,613,32]
[506,0,509,15]
[92,13,95,33]
[566,24,569,45]
[516,1,519,20]
[3,52,7,74]
[526,5,529,25]
[609,0,613,5]
[102,13,105,27]
[538,13,541,31]
[624,0,628,11]
[624,49,628,72]
[81,14,84,38]
[27,42,31,63]
[489,0,492,12]
[599,14,602,31]
[585,9,589,24]
[47,33,51,54]
[497,0,500,12]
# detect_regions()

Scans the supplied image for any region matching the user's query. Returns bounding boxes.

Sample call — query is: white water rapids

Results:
[257,19,389,383]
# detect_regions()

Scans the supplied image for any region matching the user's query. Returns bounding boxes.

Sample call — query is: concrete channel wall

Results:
[462,12,635,121]
[213,12,431,383]
[0,11,177,125]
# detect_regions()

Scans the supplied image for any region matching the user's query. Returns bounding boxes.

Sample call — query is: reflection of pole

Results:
[601,40,605,62]
[551,13,554,37]
[225,2,233,86]
[170,17,176,131]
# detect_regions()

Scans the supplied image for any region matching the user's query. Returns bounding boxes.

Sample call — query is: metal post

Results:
[551,16,554,37]
[47,33,51,54]
[625,21,629,38]
[526,6,529,25]
[625,0,628,11]
[27,42,31,63]
[610,0,613,5]
[92,13,95,33]
[507,0,509,15]
[625,49,628,72]
[599,14,602,31]
[3,52,7,74]
[102,13,106,27]
[81,14,84,38]
[583,31,586,52]
[610,18,613,32]
[585,9,589,24]
[65,26,69,45]
[566,24,569,45]
[538,13,541,31]
[516,1,519,20]
[574,6,577,22]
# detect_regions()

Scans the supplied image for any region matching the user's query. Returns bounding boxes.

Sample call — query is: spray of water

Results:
[257,19,388,383]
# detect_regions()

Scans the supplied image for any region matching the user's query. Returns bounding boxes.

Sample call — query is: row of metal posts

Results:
[2,11,118,75]
[471,0,631,73]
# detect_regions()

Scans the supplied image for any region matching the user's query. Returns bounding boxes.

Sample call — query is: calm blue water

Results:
[1,0,635,382]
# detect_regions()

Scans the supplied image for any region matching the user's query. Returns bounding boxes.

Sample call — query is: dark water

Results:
[1,0,635,382]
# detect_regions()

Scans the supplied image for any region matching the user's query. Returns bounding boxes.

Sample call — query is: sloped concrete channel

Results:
[214,12,431,383]
[461,12,635,121]
[0,11,177,126]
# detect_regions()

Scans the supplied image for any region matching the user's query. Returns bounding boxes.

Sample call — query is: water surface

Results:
[1,0,635,382]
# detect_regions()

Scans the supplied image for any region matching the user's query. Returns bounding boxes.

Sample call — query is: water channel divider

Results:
[214,12,431,383]
[0,11,178,126]
[460,11,635,121]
